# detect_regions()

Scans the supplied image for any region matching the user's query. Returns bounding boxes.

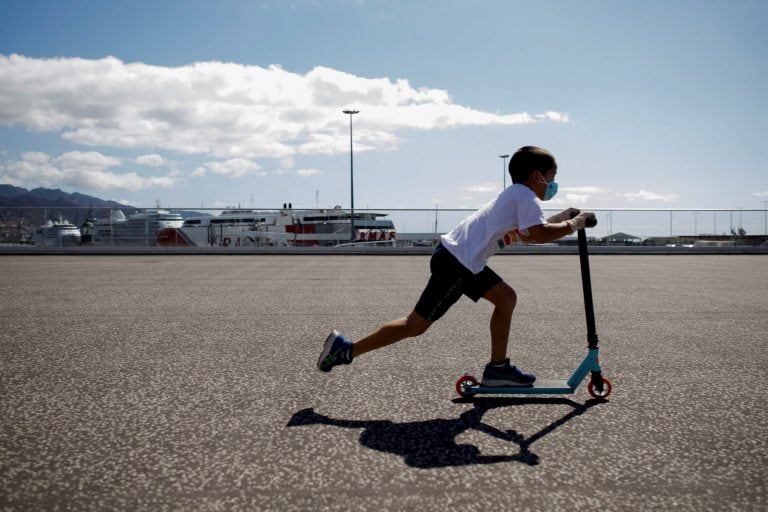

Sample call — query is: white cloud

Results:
[564,194,592,204]
[561,186,604,194]
[135,154,167,167]
[263,167,322,177]
[555,186,605,205]
[0,150,181,191]
[194,158,265,178]
[279,155,295,169]
[0,54,570,161]
[296,168,322,177]
[466,182,499,193]
[535,111,570,123]
[619,190,680,203]
[754,190,768,198]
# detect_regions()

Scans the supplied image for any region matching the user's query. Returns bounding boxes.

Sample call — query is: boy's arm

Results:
[525,222,574,244]
[525,211,595,244]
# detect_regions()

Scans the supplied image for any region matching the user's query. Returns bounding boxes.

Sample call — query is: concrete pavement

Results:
[1,254,766,511]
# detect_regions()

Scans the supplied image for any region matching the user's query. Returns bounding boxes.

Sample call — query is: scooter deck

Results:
[468,379,574,395]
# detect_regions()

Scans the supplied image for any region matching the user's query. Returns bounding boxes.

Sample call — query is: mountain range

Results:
[0,185,130,209]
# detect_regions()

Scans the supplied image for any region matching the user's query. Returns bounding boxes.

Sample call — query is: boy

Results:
[318,146,595,386]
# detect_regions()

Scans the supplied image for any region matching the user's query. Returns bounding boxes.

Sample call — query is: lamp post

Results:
[343,109,359,241]
[499,154,510,189]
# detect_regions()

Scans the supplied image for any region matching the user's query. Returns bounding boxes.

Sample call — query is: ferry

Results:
[33,215,82,247]
[156,205,396,248]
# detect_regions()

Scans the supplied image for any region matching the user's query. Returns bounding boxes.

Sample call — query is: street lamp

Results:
[499,154,510,189]
[343,109,359,241]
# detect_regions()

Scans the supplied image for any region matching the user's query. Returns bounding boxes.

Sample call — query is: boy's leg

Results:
[481,280,535,386]
[482,281,517,363]
[319,244,455,372]
[351,310,432,358]
[318,310,432,372]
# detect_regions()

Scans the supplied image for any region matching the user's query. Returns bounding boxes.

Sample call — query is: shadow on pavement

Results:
[287,397,606,468]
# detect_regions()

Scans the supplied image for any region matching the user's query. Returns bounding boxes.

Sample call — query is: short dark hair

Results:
[509,146,557,183]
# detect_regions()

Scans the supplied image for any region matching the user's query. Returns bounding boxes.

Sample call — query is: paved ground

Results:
[1,254,766,511]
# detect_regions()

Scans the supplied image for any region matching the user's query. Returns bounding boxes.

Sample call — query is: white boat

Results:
[156,206,396,248]
[33,215,81,247]
[92,208,183,246]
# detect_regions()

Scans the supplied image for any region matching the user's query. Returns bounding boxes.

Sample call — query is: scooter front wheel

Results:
[588,376,612,398]
[455,374,478,398]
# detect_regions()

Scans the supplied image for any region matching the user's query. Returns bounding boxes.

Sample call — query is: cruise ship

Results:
[92,208,184,246]
[33,215,82,247]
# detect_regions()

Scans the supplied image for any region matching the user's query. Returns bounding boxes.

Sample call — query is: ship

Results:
[91,208,184,246]
[32,215,82,247]
[156,205,396,248]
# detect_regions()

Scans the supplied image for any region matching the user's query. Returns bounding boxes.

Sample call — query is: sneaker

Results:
[317,330,353,372]
[481,358,536,387]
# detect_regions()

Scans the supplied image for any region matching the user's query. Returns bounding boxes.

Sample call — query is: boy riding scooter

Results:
[318,146,596,388]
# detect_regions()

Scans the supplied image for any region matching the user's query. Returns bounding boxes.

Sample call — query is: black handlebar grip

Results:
[569,209,598,228]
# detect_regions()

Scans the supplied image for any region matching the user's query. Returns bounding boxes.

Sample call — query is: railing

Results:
[1,206,766,248]
[387,207,768,242]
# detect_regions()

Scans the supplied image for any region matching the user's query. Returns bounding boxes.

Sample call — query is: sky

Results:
[1,0,767,215]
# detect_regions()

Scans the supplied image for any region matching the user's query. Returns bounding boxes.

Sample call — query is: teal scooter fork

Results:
[568,346,610,397]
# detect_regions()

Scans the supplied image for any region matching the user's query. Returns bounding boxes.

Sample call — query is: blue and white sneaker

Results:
[481,358,536,387]
[317,330,353,372]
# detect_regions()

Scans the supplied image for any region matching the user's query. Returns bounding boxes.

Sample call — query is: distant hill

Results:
[0,185,131,209]
[0,184,28,199]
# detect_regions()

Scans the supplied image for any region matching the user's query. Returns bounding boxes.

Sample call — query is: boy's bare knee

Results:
[405,312,431,336]
[505,285,517,308]
[485,282,517,310]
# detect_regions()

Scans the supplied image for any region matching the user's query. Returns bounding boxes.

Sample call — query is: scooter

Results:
[455,217,613,399]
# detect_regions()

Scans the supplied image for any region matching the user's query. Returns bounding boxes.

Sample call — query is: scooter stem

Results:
[578,228,599,349]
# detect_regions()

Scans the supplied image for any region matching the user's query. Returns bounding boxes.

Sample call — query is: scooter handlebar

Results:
[569,209,598,228]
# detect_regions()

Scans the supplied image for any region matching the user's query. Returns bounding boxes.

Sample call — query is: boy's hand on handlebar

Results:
[566,211,597,232]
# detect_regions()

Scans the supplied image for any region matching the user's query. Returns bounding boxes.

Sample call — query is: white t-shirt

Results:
[440,183,545,273]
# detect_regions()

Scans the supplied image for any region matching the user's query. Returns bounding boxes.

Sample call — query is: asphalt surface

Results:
[1,254,766,511]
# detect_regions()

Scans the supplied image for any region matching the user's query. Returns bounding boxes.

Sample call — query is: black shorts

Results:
[414,244,502,322]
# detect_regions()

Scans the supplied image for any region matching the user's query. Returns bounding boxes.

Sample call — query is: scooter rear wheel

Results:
[455,374,478,398]
[588,376,612,398]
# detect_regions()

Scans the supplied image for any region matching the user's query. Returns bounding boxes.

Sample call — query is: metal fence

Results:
[1,206,766,249]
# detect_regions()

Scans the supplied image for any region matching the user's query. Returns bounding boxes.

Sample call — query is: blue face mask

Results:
[542,179,558,201]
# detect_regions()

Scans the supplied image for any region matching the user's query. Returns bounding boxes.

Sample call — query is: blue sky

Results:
[1,0,766,213]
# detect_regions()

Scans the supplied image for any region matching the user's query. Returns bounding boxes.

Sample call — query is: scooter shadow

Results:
[287,397,606,468]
